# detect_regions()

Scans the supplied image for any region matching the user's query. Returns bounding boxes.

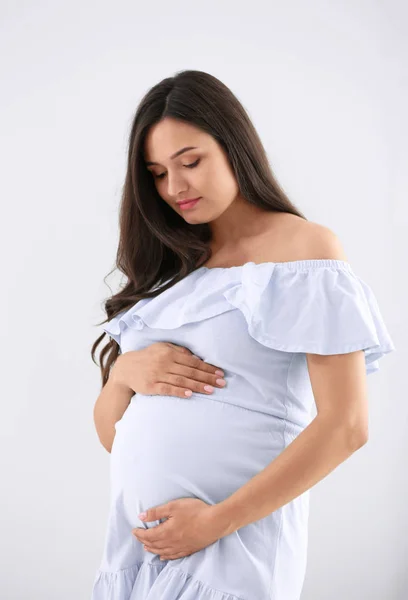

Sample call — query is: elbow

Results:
[102,437,114,453]
[336,412,369,451]
[94,430,114,453]
[99,439,112,453]
[347,425,369,450]
[93,415,116,453]
[320,413,369,450]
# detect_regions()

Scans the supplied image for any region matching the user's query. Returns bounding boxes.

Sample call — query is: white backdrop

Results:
[0,1,406,598]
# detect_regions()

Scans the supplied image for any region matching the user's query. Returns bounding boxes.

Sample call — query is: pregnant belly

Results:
[109,393,286,526]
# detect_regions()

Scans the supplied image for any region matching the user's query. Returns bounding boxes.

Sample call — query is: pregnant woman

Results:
[90,70,395,600]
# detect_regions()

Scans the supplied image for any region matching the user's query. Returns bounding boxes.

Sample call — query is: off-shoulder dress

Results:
[91,259,395,600]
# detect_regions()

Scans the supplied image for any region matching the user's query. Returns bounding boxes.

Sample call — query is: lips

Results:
[178,198,201,210]
[178,197,201,206]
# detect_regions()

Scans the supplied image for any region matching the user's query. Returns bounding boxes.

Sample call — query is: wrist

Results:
[109,358,134,397]
[211,501,239,538]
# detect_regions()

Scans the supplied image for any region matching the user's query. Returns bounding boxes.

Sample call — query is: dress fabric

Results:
[91,259,395,600]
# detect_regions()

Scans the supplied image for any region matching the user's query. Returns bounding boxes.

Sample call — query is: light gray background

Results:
[0,1,406,599]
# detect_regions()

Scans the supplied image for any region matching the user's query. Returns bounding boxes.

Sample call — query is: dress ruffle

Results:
[102,260,395,374]
[222,260,395,374]
[92,562,247,600]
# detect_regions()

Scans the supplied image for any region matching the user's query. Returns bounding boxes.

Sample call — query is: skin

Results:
[133,118,369,560]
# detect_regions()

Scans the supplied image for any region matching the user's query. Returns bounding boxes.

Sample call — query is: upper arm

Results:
[302,222,368,441]
[306,350,369,442]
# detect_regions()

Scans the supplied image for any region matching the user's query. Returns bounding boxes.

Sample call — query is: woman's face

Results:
[143,117,240,223]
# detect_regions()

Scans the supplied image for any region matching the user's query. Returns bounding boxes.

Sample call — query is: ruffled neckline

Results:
[196,258,351,272]
[102,257,395,374]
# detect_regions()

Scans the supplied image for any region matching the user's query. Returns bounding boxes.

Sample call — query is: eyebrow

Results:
[145,146,199,167]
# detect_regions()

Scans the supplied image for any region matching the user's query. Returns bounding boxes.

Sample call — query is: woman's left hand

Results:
[132,498,225,561]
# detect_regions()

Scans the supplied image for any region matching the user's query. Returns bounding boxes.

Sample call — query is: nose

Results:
[166,170,188,197]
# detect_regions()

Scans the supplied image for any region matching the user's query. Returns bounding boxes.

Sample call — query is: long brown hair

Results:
[91,69,307,387]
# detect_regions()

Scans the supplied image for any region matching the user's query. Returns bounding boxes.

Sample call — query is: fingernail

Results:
[138,512,147,520]
[215,369,224,376]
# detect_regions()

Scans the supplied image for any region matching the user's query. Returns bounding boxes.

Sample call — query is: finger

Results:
[162,372,225,396]
[167,363,226,388]
[181,353,224,375]
[156,546,176,557]
[144,543,167,552]
[153,381,196,398]
[132,520,170,543]
[165,343,193,355]
[132,530,157,544]
[160,551,186,560]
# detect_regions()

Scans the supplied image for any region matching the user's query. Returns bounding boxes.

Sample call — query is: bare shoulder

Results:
[274,214,349,262]
[298,219,348,261]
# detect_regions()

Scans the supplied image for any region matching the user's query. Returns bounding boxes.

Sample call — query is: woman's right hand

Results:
[110,342,227,398]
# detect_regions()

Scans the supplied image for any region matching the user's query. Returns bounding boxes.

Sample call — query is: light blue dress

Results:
[91,259,395,600]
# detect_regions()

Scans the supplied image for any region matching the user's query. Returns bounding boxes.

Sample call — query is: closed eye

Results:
[152,158,200,180]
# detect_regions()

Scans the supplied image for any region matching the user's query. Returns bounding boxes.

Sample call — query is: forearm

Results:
[213,415,367,536]
[93,372,134,452]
